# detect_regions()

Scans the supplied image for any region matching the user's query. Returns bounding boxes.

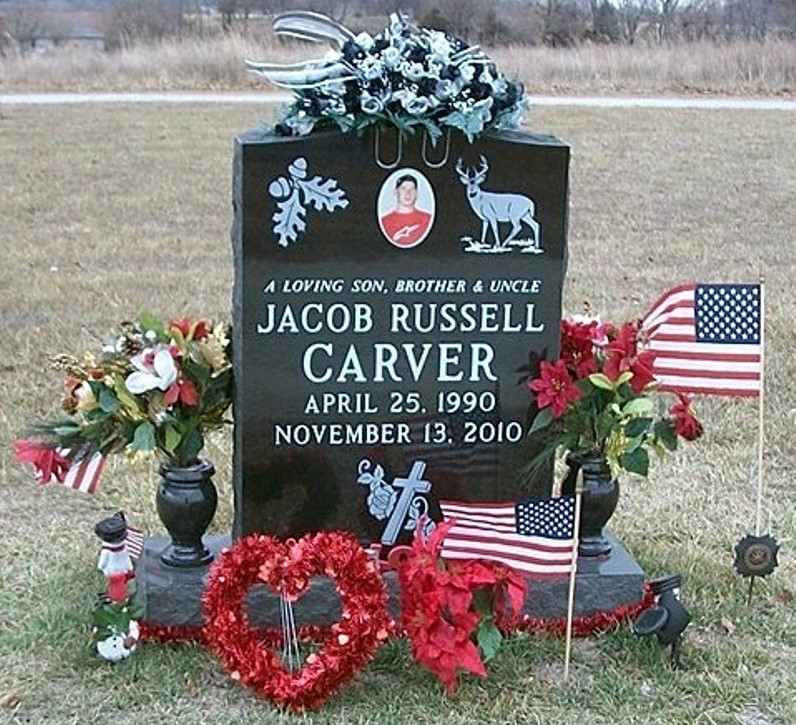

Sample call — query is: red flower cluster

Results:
[669,392,703,441]
[560,318,602,378]
[169,317,209,341]
[202,531,393,711]
[524,314,703,479]
[602,321,657,395]
[530,319,657,419]
[398,519,526,694]
[13,439,70,483]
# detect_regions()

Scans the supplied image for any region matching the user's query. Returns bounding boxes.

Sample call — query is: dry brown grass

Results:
[0,103,794,724]
[1,33,794,95]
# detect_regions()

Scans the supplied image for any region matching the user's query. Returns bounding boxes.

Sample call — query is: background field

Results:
[0,102,794,724]
[1,34,795,96]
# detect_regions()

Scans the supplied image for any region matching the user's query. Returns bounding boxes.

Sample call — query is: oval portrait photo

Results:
[377,168,436,249]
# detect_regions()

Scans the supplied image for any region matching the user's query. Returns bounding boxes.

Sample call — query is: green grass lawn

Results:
[0,103,793,724]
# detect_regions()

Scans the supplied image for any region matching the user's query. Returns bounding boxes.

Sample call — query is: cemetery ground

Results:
[0,103,794,724]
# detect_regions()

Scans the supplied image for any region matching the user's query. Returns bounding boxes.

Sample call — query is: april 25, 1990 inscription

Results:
[232,128,570,542]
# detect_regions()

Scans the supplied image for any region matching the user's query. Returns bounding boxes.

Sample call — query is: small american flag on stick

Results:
[62,449,105,494]
[439,496,576,578]
[641,282,762,397]
[125,524,145,560]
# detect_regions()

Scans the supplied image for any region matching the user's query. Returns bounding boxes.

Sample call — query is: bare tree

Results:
[105,0,188,49]
[655,0,681,43]
[617,0,648,43]
[5,7,46,51]
[0,13,15,57]
[544,0,585,46]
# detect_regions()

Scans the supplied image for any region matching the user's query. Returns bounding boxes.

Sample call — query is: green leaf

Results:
[475,618,503,663]
[588,373,616,390]
[616,371,634,386]
[528,407,554,435]
[621,447,650,476]
[655,419,679,451]
[114,375,139,410]
[131,421,155,452]
[139,312,169,343]
[98,387,119,414]
[164,425,181,454]
[52,423,82,437]
[622,398,654,417]
[176,427,203,466]
[625,417,652,438]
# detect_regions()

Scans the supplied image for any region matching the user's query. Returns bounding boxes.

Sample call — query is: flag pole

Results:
[563,469,583,681]
[754,277,766,536]
[746,277,766,606]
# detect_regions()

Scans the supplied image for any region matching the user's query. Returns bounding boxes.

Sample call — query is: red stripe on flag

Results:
[125,525,145,560]
[62,452,105,494]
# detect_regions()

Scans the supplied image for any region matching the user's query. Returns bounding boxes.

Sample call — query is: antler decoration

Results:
[247,11,528,141]
[246,11,358,89]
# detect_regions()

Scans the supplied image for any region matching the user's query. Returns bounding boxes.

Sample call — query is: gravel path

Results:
[1,91,794,111]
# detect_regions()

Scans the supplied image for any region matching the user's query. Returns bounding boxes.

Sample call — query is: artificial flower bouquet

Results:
[249,12,528,142]
[14,313,233,479]
[524,315,703,480]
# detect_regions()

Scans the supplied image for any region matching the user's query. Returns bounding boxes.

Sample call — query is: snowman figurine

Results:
[93,512,140,662]
[95,512,134,602]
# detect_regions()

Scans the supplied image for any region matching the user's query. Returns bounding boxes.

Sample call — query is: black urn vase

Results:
[156,459,217,568]
[562,456,620,558]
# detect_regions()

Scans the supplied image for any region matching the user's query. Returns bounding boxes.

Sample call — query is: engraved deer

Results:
[455,156,541,249]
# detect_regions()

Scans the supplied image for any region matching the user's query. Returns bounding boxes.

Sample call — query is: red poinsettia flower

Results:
[668,392,703,441]
[13,439,71,483]
[398,519,528,695]
[560,319,599,378]
[602,321,657,394]
[528,359,582,418]
[164,376,199,407]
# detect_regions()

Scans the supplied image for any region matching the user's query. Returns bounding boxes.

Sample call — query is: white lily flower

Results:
[125,348,177,394]
[354,31,374,51]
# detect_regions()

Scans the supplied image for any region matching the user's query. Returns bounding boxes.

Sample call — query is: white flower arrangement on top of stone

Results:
[247,11,529,143]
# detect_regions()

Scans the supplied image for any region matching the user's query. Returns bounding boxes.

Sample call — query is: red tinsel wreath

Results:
[202,531,393,712]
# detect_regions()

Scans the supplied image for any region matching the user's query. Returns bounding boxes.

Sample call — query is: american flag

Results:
[439,497,576,578]
[641,282,762,397]
[62,450,105,494]
[125,524,145,560]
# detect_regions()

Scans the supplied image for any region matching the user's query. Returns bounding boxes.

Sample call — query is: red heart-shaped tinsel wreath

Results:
[202,531,393,711]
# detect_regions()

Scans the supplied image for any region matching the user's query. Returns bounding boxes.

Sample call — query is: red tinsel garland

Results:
[200,531,393,712]
[515,583,655,637]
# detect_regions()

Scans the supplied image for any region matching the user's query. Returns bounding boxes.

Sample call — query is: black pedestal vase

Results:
[563,456,620,558]
[156,459,218,568]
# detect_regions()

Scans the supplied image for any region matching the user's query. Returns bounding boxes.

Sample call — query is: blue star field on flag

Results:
[515,496,576,540]
[695,284,761,345]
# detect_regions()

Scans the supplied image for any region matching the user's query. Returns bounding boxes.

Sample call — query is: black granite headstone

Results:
[232,128,570,547]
